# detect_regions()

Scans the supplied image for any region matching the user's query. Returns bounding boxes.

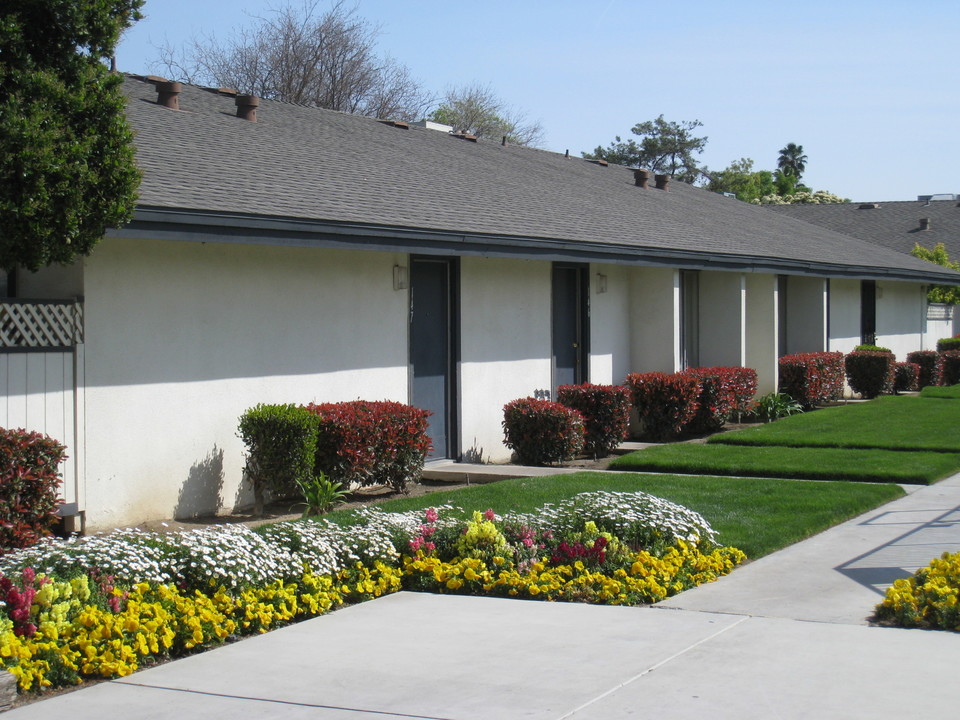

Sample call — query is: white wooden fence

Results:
[0,300,84,518]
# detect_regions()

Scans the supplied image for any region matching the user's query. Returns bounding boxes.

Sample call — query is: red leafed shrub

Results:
[778,352,845,408]
[906,350,943,388]
[556,384,631,458]
[895,362,920,393]
[681,367,758,434]
[941,350,960,386]
[625,372,701,441]
[305,401,431,492]
[0,428,67,554]
[502,398,585,466]
[844,350,896,399]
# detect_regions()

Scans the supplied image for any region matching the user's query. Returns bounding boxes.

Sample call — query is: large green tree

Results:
[704,158,806,202]
[776,142,807,181]
[0,0,143,272]
[583,115,707,183]
[911,243,960,305]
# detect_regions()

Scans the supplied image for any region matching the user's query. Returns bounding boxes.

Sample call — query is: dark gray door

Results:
[410,258,457,459]
[552,264,588,390]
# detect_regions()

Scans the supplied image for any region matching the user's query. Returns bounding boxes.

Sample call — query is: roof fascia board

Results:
[110,206,960,284]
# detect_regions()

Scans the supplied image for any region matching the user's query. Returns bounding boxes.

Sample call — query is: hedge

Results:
[625,372,701,441]
[845,350,896,399]
[941,351,960,386]
[778,352,845,407]
[556,384,630,457]
[502,398,585,465]
[935,337,960,353]
[0,429,67,554]
[305,401,431,493]
[906,350,942,388]
[894,362,920,393]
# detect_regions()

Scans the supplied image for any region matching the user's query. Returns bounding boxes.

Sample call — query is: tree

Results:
[777,142,808,181]
[704,158,807,202]
[911,243,960,305]
[584,115,707,183]
[156,1,431,121]
[0,0,143,272]
[429,83,544,147]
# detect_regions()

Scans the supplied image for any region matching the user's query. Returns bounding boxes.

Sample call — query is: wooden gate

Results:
[0,300,84,524]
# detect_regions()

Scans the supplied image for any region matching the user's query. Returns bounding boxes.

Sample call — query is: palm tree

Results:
[777,143,807,180]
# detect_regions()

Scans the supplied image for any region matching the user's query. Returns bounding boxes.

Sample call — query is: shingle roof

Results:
[119,76,960,284]
[767,200,960,260]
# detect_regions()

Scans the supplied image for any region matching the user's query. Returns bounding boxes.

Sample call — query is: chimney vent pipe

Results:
[235,95,259,122]
[654,174,670,190]
[920,217,931,231]
[156,81,182,110]
[634,169,650,188]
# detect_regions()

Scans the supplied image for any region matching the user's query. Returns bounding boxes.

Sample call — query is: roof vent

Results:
[155,81,182,109]
[588,159,608,167]
[633,169,650,188]
[858,203,880,209]
[377,119,409,129]
[920,218,932,231]
[655,174,670,191]
[451,131,478,142]
[235,95,259,122]
[410,119,453,133]
[918,193,958,202]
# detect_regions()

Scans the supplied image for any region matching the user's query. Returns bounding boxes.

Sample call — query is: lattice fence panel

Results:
[0,301,83,349]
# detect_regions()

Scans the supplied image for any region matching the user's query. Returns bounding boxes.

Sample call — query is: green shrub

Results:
[895,362,920,393]
[935,337,960,353]
[906,350,942,388]
[750,392,803,422]
[556,384,630,457]
[625,372,701,441]
[238,404,319,516]
[502,398,585,465]
[941,350,960,386]
[844,350,895,399]
[0,428,67,554]
[306,401,432,493]
[855,344,892,353]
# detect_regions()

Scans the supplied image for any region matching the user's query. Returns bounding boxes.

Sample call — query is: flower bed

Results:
[0,491,744,695]
[874,551,960,631]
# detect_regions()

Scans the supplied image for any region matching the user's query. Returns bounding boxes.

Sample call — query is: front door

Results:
[410,257,458,459]
[552,263,589,391]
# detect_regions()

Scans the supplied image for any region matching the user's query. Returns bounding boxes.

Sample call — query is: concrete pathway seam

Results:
[554,614,751,720]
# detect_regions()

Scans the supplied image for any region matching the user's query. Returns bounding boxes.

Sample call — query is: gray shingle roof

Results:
[768,200,960,260]
[120,76,960,284]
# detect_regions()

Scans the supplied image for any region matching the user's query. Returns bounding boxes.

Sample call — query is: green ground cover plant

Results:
[318,472,903,559]
[709,396,960,452]
[608,444,959,485]
[921,385,960,399]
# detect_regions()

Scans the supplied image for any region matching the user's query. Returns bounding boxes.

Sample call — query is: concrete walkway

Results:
[7,475,960,719]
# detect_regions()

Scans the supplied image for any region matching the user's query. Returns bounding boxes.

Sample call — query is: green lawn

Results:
[316,472,904,559]
[608,444,960,484]
[920,385,960,400]
[709,395,960,451]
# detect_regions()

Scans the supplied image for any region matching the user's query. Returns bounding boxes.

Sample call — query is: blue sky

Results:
[116,0,958,202]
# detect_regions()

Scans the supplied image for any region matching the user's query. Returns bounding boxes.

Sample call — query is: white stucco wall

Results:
[876,281,928,359]
[785,276,828,355]
[828,279,862,353]
[745,273,777,394]
[459,257,551,463]
[698,271,745,368]
[80,237,409,529]
[589,264,631,384]
[628,266,679,374]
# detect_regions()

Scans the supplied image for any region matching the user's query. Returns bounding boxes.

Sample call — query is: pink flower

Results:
[421,525,436,538]
[409,538,423,552]
[483,508,496,522]
[425,508,439,523]
[424,542,435,552]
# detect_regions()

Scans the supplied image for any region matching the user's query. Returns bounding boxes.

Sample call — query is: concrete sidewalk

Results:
[7,475,960,719]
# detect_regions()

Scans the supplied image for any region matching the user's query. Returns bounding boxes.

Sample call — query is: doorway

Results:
[552,263,589,391]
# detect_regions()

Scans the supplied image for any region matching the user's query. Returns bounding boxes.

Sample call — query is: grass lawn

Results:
[920,385,960,399]
[708,395,960,451]
[318,472,904,559]
[608,444,960,484]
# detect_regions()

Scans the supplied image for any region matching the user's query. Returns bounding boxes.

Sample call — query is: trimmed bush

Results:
[0,428,68,554]
[895,362,920,393]
[681,366,758,433]
[906,350,942,388]
[502,398,585,465]
[625,372,701,441]
[306,401,432,493]
[941,350,960,386]
[935,336,960,353]
[854,344,892,353]
[238,404,319,516]
[556,384,631,458]
[778,352,845,407]
[844,350,896,399]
